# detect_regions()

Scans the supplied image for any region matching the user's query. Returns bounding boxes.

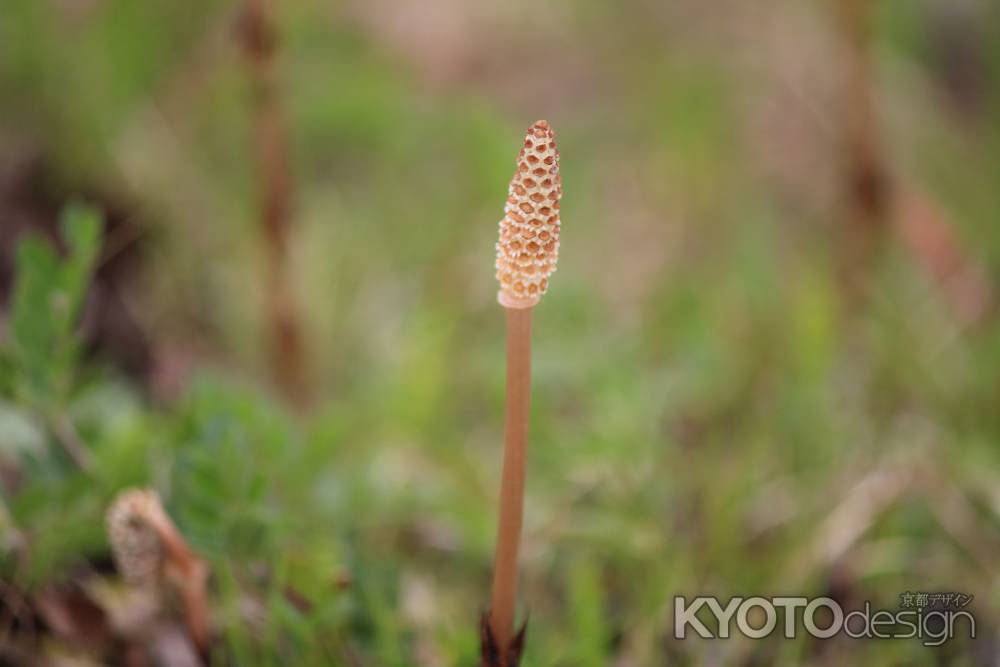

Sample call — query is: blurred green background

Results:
[1,0,999,664]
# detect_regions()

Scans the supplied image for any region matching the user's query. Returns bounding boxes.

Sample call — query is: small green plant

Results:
[4,204,102,469]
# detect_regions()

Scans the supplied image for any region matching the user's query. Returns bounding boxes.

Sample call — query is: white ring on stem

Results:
[497,292,539,309]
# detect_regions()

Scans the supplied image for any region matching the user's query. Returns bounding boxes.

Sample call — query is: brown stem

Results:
[839,0,890,220]
[835,0,891,295]
[144,503,211,653]
[833,1,991,321]
[489,306,532,659]
[238,0,309,406]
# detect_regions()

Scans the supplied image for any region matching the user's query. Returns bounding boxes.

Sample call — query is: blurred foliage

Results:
[5,205,101,408]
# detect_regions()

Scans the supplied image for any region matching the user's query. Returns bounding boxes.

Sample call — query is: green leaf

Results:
[59,204,102,318]
[5,203,103,409]
[8,235,64,403]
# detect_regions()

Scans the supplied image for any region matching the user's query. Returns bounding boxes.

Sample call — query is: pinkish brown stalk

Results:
[238,0,309,406]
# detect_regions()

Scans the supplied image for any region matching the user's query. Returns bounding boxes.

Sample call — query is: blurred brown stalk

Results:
[238,0,310,405]
[835,0,991,322]
[836,0,890,290]
[488,306,532,661]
